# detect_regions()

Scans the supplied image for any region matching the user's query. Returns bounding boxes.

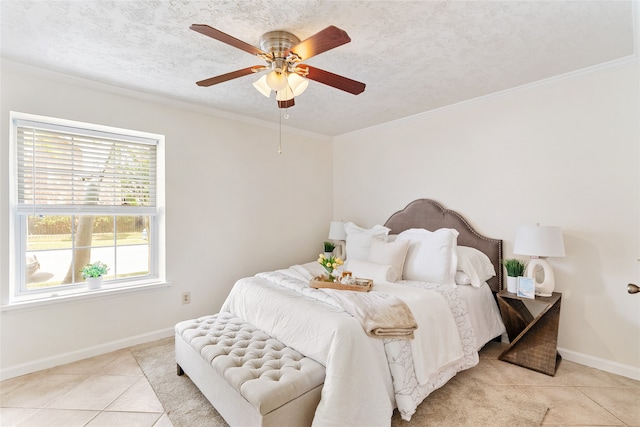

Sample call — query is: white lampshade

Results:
[328,221,347,241]
[276,85,294,101]
[266,70,287,91]
[252,75,271,97]
[513,225,565,258]
[287,73,309,96]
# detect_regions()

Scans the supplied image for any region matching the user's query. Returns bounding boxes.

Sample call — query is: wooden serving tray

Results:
[310,279,372,292]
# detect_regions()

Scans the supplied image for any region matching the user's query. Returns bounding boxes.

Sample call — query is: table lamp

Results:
[328,221,347,260]
[513,224,565,297]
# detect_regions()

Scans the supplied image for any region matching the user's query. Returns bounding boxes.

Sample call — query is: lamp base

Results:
[525,258,556,297]
[333,241,345,260]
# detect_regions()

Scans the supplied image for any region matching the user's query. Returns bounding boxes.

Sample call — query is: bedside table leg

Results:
[497,298,534,340]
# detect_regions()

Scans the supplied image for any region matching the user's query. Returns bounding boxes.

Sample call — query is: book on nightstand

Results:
[517,276,535,299]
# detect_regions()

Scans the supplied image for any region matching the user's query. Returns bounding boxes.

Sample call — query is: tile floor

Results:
[1,341,639,426]
[471,342,640,426]
[0,347,173,427]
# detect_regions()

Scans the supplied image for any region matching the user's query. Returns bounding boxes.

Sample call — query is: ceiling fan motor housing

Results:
[259,30,300,69]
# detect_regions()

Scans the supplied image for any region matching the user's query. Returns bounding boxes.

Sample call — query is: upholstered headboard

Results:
[384,199,503,293]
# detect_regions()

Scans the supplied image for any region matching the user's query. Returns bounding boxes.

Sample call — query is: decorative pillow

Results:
[367,239,409,282]
[396,228,459,286]
[347,260,396,283]
[454,271,472,286]
[456,246,496,288]
[343,222,390,261]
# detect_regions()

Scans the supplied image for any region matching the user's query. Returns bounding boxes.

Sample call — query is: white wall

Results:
[334,60,640,378]
[0,63,333,379]
[2,59,638,381]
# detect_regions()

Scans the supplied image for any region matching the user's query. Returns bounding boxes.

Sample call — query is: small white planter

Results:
[507,276,518,293]
[87,276,103,290]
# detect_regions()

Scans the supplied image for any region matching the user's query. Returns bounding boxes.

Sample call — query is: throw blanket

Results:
[321,288,418,339]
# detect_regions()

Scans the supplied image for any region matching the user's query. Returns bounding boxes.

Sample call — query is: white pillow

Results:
[344,222,390,261]
[367,239,409,282]
[347,260,396,283]
[396,228,459,286]
[456,246,496,288]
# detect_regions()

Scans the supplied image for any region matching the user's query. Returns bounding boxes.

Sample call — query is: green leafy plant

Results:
[82,261,109,278]
[323,241,336,252]
[503,258,527,277]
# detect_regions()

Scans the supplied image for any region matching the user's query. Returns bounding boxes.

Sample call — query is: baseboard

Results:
[559,346,640,381]
[0,327,174,381]
[3,332,638,382]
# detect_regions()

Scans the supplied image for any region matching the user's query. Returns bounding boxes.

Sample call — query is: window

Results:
[9,112,165,303]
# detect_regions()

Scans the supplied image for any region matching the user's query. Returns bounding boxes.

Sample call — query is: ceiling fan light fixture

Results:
[253,75,272,97]
[276,85,295,102]
[266,70,288,91]
[287,73,309,96]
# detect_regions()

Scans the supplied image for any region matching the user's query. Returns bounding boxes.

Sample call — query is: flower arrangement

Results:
[317,253,344,282]
[82,261,109,278]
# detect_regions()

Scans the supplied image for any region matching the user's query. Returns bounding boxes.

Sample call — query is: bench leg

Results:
[177,364,184,376]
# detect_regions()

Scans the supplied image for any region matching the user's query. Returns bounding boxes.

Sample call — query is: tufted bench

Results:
[175,312,325,427]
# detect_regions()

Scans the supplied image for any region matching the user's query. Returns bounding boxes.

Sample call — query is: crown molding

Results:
[0,59,331,142]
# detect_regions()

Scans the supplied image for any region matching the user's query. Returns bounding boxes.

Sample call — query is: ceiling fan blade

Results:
[278,98,295,109]
[190,24,267,56]
[196,66,262,87]
[297,65,366,95]
[287,26,351,61]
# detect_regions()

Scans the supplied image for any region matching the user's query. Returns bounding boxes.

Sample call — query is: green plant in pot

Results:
[82,261,109,290]
[503,258,526,293]
[323,241,336,257]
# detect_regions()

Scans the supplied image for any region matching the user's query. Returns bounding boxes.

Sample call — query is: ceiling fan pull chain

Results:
[278,111,283,154]
[277,107,291,154]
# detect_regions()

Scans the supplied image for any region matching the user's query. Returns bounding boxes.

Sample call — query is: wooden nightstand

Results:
[496,290,562,376]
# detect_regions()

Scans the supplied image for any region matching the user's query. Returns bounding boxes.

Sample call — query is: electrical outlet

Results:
[182,292,190,305]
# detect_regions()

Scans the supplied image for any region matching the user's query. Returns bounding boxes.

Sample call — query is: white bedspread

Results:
[221,275,394,426]
[220,265,479,426]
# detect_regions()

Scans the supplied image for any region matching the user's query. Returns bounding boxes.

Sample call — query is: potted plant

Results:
[503,258,526,293]
[82,261,109,290]
[323,241,336,258]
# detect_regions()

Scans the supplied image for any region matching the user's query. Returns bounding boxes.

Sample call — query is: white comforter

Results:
[220,264,479,426]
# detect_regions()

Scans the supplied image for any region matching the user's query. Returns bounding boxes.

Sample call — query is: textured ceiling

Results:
[1,1,636,136]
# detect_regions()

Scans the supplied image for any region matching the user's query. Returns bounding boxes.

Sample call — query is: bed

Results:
[177,199,506,427]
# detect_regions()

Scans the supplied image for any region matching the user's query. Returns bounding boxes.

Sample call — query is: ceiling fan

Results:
[190,24,366,108]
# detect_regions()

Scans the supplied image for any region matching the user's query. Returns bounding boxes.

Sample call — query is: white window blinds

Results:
[16,119,157,215]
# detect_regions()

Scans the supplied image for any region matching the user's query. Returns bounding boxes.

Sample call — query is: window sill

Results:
[1,281,171,312]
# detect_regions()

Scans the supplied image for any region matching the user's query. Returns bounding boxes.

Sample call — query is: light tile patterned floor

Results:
[1,341,639,426]
[471,342,640,426]
[0,348,172,427]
